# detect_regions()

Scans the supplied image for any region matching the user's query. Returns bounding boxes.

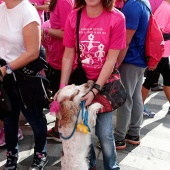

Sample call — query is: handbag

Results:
[17,45,48,77]
[92,69,127,114]
[0,79,12,120]
[69,8,88,85]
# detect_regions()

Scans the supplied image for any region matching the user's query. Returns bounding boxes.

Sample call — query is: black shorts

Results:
[143,57,170,89]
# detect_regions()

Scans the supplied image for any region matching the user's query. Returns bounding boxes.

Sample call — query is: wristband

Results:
[59,83,66,89]
[6,64,13,72]
[90,89,96,97]
[93,83,102,92]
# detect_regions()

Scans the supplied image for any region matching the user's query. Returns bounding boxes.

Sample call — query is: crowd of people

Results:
[0,0,170,170]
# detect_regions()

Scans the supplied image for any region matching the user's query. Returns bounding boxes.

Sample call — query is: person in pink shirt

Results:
[41,0,74,142]
[53,0,126,169]
[142,0,170,115]
[149,0,163,11]
[29,0,50,24]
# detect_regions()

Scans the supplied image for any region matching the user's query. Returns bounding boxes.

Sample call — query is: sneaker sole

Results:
[151,88,163,92]
[29,159,49,170]
[41,159,49,170]
[116,144,126,150]
[0,143,6,147]
[47,137,62,142]
[143,115,155,118]
[125,139,140,145]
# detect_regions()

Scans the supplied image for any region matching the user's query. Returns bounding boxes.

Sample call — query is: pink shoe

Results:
[0,128,5,147]
[18,128,24,141]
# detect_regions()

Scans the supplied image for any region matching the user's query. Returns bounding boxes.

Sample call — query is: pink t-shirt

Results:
[149,0,163,11]
[29,0,47,24]
[42,0,73,70]
[154,0,170,57]
[63,7,126,80]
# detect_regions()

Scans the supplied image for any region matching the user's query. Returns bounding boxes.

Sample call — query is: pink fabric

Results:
[154,1,170,57]
[149,0,163,11]
[50,101,60,116]
[29,0,47,24]
[0,0,3,4]
[43,0,73,70]
[59,83,66,89]
[114,0,125,9]
[41,20,51,49]
[63,8,126,80]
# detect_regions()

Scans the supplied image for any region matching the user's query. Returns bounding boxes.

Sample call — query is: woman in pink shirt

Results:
[54,0,126,169]
[142,0,170,115]
[42,0,73,142]
[29,0,50,24]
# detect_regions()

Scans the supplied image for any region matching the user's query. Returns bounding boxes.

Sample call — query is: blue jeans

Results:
[4,75,47,155]
[89,112,120,170]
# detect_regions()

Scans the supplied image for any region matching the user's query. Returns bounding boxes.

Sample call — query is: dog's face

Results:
[56,80,94,127]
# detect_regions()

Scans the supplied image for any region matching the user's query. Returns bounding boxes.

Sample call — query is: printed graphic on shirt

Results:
[80,27,106,68]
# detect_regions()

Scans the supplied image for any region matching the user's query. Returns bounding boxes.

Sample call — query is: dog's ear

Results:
[59,97,79,127]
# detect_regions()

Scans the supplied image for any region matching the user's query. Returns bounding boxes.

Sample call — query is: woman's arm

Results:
[1,21,41,76]
[60,47,75,84]
[47,28,64,40]
[34,4,49,11]
[117,29,135,66]
[33,0,50,11]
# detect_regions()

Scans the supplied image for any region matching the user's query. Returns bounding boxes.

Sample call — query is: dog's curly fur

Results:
[56,81,102,170]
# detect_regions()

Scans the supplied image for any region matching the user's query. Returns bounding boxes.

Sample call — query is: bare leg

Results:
[164,86,170,103]
[142,86,150,103]
[53,119,59,132]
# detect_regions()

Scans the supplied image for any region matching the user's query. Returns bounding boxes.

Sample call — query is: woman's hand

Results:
[81,90,95,107]
[0,66,7,80]
[148,66,157,71]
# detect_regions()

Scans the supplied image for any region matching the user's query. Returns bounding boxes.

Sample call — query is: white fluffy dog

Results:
[55,81,102,170]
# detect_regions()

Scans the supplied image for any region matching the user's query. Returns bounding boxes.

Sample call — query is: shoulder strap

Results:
[76,8,82,64]
[137,0,151,14]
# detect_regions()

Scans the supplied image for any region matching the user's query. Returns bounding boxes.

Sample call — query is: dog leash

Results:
[59,101,90,140]
[77,101,91,133]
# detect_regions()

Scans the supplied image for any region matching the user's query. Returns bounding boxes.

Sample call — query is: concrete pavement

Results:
[0,84,170,170]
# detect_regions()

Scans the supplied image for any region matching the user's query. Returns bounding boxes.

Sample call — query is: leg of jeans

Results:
[21,103,47,153]
[88,142,96,169]
[4,92,20,154]
[95,112,120,170]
